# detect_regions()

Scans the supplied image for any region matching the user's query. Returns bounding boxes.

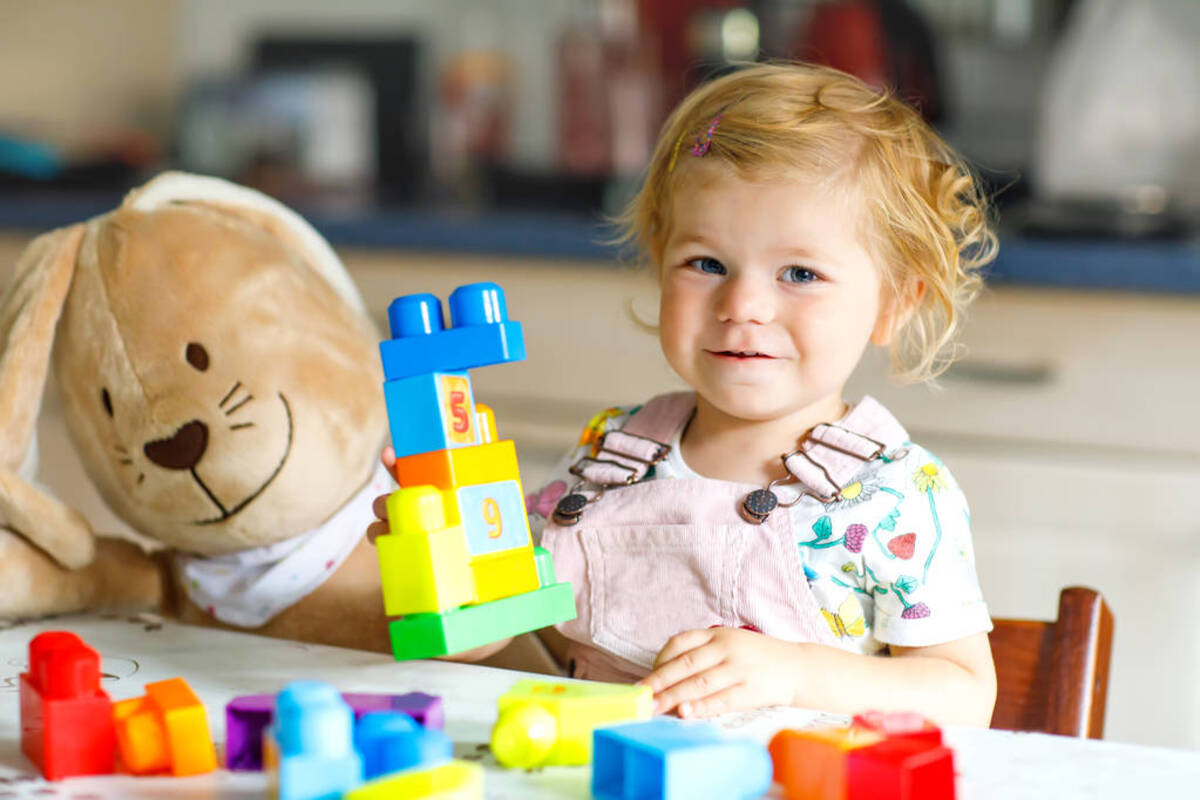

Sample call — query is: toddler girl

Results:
[378,62,999,726]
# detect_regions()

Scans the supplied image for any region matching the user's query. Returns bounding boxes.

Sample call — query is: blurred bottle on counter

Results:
[557,0,661,190]
[433,10,514,207]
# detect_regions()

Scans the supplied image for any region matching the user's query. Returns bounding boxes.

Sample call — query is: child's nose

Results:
[715,275,775,324]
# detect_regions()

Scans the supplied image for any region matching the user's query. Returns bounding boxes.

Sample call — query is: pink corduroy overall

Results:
[542,391,896,683]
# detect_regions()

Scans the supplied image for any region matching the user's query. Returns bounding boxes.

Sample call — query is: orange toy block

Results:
[113,678,217,776]
[393,439,521,490]
[770,726,885,800]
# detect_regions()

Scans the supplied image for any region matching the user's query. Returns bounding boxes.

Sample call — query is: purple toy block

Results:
[225,691,444,771]
[226,694,275,771]
[343,692,444,731]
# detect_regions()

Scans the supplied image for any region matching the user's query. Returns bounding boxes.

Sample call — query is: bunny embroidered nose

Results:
[143,420,209,470]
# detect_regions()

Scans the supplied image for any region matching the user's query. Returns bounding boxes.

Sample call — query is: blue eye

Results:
[782,266,818,284]
[687,257,726,275]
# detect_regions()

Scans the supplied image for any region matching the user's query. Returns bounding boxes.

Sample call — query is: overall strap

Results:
[567,392,694,488]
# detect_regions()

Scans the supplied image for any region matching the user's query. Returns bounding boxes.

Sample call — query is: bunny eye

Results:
[101,388,114,418]
[185,343,210,372]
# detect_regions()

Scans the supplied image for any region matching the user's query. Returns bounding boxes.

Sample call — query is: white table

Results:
[1,615,1195,798]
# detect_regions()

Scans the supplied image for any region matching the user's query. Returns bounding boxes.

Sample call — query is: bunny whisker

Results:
[230,422,254,431]
[137,474,145,485]
[119,458,134,466]
[219,382,242,409]
[225,395,254,416]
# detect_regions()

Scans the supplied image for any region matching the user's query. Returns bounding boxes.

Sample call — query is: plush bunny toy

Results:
[0,172,401,651]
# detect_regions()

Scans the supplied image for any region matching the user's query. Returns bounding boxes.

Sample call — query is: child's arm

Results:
[639,628,996,727]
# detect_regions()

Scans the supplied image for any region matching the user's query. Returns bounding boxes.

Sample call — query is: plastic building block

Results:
[532,546,556,587]
[226,693,275,771]
[343,692,445,730]
[383,370,481,459]
[377,486,476,615]
[846,738,956,800]
[379,282,525,381]
[851,711,943,746]
[377,479,540,615]
[491,679,653,768]
[19,631,115,780]
[344,759,483,800]
[355,711,452,780]
[269,681,363,800]
[389,581,576,660]
[111,677,216,776]
[770,726,885,800]
[592,718,772,800]
[227,692,445,771]
[393,439,520,490]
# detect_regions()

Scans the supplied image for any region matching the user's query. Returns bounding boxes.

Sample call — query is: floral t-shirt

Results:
[525,400,993,656]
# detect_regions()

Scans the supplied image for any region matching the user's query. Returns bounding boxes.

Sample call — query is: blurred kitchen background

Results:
[2,0,1200,751]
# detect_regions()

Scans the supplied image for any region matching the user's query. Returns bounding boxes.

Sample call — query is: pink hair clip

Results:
[690,114,724,157]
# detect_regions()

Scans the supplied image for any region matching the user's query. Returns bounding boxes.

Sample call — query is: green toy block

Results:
[389,583,577,661]
[533,546,556,587]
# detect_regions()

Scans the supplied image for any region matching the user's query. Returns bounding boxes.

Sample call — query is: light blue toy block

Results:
[354,711,452,781]
[592,719,772,800]
[379,282,526,381]
[453,479,530,557]
[272,681,363,800]
[383,370,480,459]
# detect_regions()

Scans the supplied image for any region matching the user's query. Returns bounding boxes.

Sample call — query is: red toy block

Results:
[846,737,956,800]
[19,631,116,780]
[851,711,943,746]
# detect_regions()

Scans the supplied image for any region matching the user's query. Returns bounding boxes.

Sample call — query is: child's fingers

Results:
[372,493,389,521]
[365,520,389,545]
[381,446,396,469]
[676,681,753,720]
[650,628,716,670]
[650,664,740,717]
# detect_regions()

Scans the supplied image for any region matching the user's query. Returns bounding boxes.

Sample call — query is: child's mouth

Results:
[710,350,773,360]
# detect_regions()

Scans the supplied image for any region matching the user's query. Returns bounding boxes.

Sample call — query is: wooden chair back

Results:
[989,586,1114,738]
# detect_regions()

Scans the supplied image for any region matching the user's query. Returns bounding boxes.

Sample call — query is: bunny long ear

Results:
[0,225,96,569]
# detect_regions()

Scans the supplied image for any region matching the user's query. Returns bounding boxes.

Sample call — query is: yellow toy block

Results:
[491,679,653,768]
[769,726,885,800]
[377,487,476,615]
[470,546,539,603]
[475,403,496,444]
[112,678,216,776]
[112,695,170,774]
[344,759,483,799]
[393,440,521,491]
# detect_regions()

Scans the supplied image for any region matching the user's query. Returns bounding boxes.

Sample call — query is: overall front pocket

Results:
[577,524,748,669]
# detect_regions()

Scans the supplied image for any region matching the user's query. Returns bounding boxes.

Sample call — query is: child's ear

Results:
[870,278,926,347]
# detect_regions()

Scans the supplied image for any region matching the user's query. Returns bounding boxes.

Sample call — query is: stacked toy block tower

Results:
[377,281,576,660]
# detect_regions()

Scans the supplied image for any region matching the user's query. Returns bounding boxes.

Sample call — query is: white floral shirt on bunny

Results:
[525,397,992,656]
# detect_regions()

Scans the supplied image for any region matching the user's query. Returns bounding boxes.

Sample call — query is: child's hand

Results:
[366,447,397,545]
[638,627,806,718]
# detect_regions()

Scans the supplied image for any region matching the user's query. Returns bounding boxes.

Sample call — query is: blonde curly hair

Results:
[618,62,997,382]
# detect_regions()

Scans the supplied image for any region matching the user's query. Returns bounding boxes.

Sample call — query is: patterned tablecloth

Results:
[0,614,1195,798]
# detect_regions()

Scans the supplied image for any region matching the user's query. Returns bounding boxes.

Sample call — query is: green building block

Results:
[532,546,556,587]
[389,582,577,661]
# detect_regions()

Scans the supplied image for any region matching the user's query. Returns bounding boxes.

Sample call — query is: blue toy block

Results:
[271,681,363,800]
[354,711,452,781]
[379,282,526,381]
[383,370,480,459]
[592,719,772,800]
